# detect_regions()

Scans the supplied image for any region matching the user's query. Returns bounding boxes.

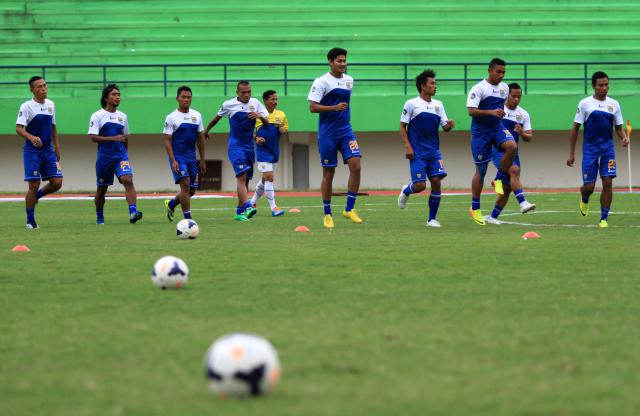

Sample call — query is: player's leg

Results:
[242,151,257,218]
[398,158,426,209]
[177,177,192,219]
[427,176,442,227]
[508,163,535,214]
[342,136,363,224]
[37,151,63,202]
[470,162,488,225]
[234,172,251,221]
[95,185,108,225]
[598,154,616,227]
[119,174,142,224]
[494,130,517,195]
[250,178,265,207]
[94,157,115,224]
[165,159,185,222]
[25,179,40,228]
[261,169,283,217]
[318,138,338,228]
[580,153,598,217]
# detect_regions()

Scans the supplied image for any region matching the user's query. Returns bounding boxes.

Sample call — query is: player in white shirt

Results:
[308,47,362,229]
[163,86,206,222]
[15,76,63,229]
[567,71,629,227]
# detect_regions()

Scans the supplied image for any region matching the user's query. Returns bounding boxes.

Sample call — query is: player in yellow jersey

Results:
[249,90,288,216]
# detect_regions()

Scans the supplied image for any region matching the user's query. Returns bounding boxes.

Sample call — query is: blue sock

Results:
[513,189,526,204]
[601,207,610,221]
[36,189,44,200]
[345,192,357,212]
[96,210,104,222]
[243,201,253,211]
[402,183,414,196]
[168,198,178,210]
[582,196,589,204]
[472,197,481,211]
[323,199,332,215]
[236,205,243,215]
[428,192,441,221]
[496,170,507,181]
[183,211,191,219]
[491,204,503,219]
[26,208,35,224]
[128,204,137,215]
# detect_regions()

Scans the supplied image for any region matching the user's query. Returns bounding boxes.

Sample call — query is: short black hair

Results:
[176,85,192,97]
[101,84,120,108]
[327,47,347,61]
[262,89,277,101]
[489,58,506,69]
[237,80,250,89]
[415,69,436,93]
[29,76,43,87]
[591,71,609,86]
[508,82,522,93]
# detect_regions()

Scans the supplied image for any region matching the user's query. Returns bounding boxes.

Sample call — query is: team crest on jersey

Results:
[516,114,523,122]
[47,107,53,113]
[499,89,506,97]
[346,81,352,88]
[118,117,123,123]
[191,116,197,122]
[607,105,614,112]
[249,105,255,111]
[435,106,440,112]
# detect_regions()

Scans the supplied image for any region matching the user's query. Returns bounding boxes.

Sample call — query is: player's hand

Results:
[279,126,288,134]
[445,120,455,130]
[514,124,523,134]
[405,145,415,160]
[622,136,630,147]
[199,160,207,175]
[493,109,506,118]
[113,134,127,142]
[255,136,266,145]
[204,130,210,140]
[566,154,575,167]
[55,149,61,161]
[171,160,180,173]
[247,112,260,119]
[334,103,349,111]
[30,136,42,147]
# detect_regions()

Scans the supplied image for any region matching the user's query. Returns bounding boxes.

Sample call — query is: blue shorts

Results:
[471,126,514,165]
[318,134,361,168]
[96,155,133,186]
[228,147,255,179]
[583,150,616,184]
[410,153,447,183]
[170,157,199,188]
[23,149,63,181]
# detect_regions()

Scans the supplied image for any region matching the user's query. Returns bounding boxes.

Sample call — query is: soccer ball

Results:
[176,219,199,240]
[151,256,189,289]
[204,333,281,398]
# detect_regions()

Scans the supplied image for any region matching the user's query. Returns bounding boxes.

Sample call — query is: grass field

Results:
[1,192,639,416]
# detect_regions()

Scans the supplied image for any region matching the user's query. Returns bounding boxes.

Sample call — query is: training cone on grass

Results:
[294,226,310,232]
[289,208,301,213]
[12,245,31,252]
[521,231,541,240]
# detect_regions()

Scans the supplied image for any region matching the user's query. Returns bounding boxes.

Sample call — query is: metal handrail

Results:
[1,61,638,96]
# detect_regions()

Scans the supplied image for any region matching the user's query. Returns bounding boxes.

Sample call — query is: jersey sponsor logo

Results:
[402,109,407,115]
[164,121,169,127]
[470,93,476,100]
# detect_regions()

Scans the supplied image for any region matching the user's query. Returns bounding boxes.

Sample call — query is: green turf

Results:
[1,192,639,415]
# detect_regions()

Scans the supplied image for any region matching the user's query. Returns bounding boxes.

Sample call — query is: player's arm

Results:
[442,120,455,132]
[614,124,629,147]
[164,133,179,172]
[280,113,288,134]
[248,112,269,125]
[204,115,222,139]
[399,122,414,160]
[518,128,533,142]
[309,101,348,113]
[197,131,207,175]
[467,107,505,118]
[16,124,42,148]
[52,124,61,161]
[567,122,581,167]
[90,134,126,143]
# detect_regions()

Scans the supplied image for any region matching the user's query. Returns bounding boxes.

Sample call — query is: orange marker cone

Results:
[521,231,541,240]
[294,226,310,232]
[12,245,31,252]
[289,208,301,213]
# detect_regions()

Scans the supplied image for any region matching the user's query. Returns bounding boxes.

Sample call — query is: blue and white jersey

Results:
[16,98,56,152]
[574,96,623,154]
[88,108,129,159]
[163,109,204,161]
[466,79,509,134]
[400,96,449,158]
[217,97,268,150]
[502,105,532,142]
[307,72,354,140]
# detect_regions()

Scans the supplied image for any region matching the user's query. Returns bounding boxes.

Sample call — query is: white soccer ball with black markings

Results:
[151,256,189,289]
[205,333,281,398]
[176,219,199,240]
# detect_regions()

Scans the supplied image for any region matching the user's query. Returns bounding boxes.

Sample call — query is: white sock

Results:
[264,181,277,210]
[250,180,265,205]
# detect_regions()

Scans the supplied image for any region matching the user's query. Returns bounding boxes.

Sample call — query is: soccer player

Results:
[485,82,536,224]
[88,84,143,225]
[249,89,288,217]
[16,76,63,229]
[204,81,269,221]
[308,47,362,229]
[397,70,454,227]
[466,58,517,226]
[163,86,206,222]
[567,71,629,228]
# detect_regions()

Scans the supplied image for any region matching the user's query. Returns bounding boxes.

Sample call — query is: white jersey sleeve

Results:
[307,78,325,103]
[574,100,586,125]
[16,102,29,126]
[88,112,101,135]
[163,114,174,135]
[466,84,482,108]
[256,100,269,118]
[438,103,449,127]
[51,101,56,125]
[400,100,413,124]
[123,115,130,135]
[196,111,205,132]
[217,101,230,117]
[614,101,623,126]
